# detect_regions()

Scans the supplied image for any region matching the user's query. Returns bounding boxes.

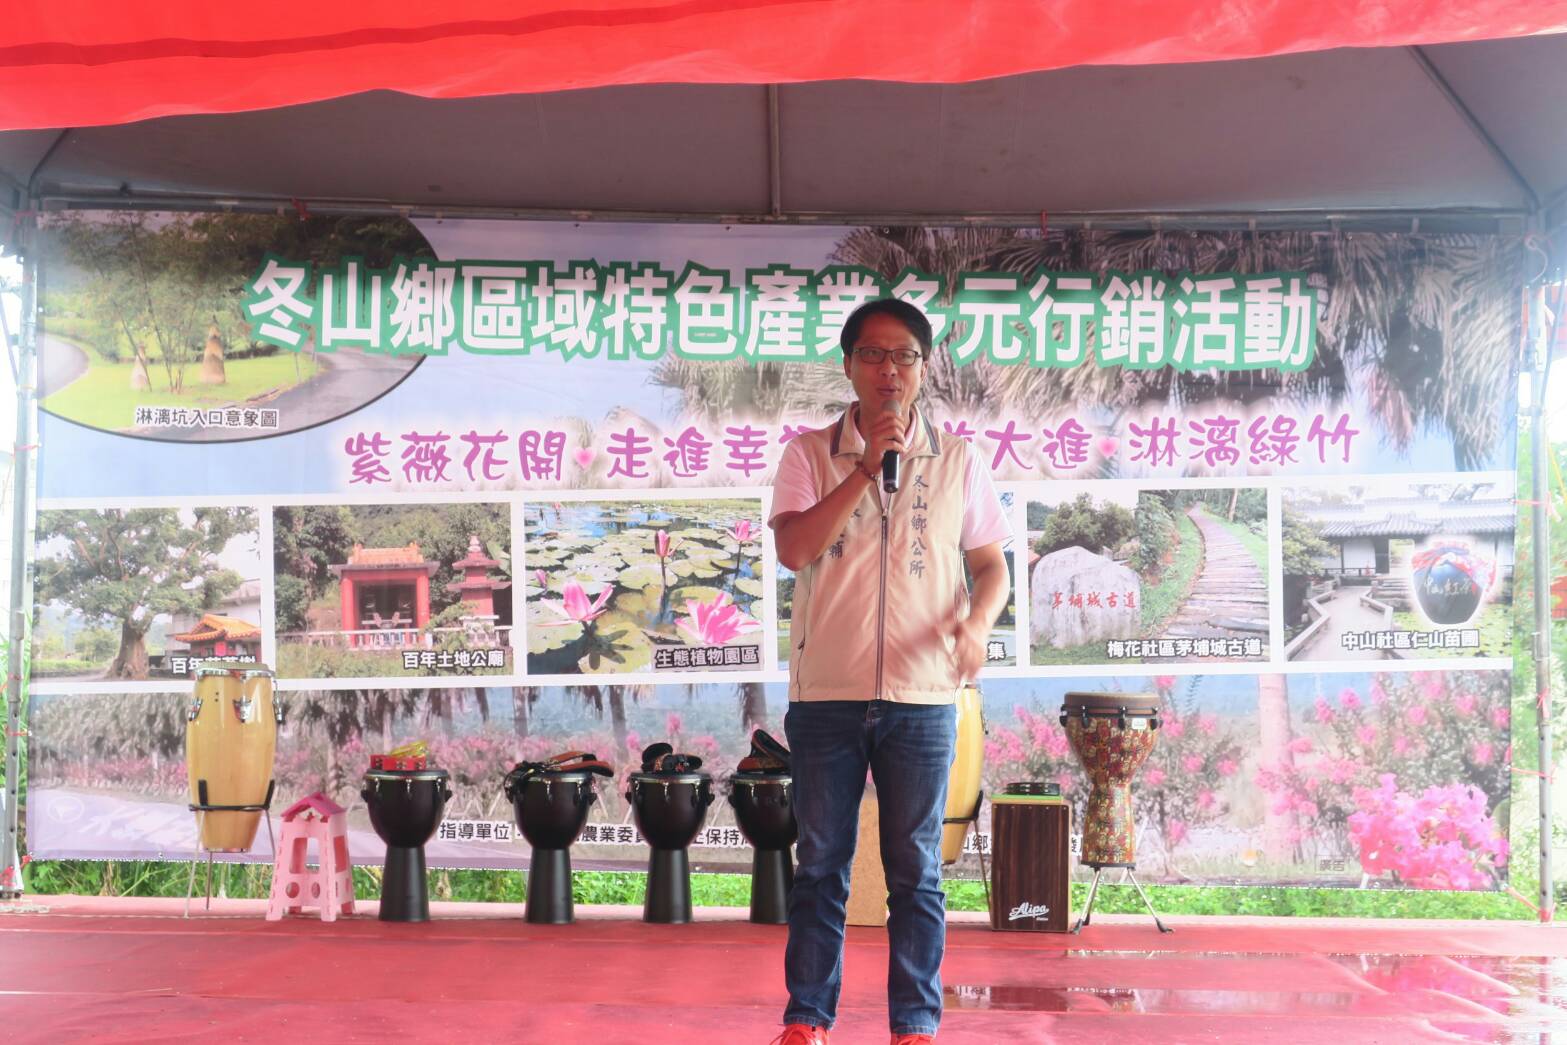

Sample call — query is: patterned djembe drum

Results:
[1059,692,1161,867]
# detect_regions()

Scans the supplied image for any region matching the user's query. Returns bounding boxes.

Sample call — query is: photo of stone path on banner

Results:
[1028,487,1272,665]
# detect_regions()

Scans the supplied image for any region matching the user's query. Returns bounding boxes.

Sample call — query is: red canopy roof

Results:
[4,1,1565,131]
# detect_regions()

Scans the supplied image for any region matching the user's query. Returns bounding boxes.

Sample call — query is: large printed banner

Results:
[26,214,1524,892]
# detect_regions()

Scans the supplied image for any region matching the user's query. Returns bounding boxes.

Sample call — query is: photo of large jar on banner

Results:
[1410,539,1497,625]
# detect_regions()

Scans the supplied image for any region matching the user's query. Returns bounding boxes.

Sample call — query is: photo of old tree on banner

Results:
[27,213,1522,892]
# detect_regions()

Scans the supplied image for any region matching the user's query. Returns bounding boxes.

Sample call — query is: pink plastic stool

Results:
[266,792,356,921]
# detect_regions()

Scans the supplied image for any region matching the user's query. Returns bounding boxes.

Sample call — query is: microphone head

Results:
[881,397,902,417]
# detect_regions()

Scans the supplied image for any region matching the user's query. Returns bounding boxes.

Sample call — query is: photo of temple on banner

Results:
[34,211,433,443]
[30,507,261,682]
[523,498,764,675]
[1027,487,1271,665]
[1282,481,1514,661]
[273,503,513,678]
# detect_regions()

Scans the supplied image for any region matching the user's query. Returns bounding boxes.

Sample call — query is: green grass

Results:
[1208,513,1269,574]
[22,861,1540,920]
[1391,603,1513,658]
[28,658,98,677]
[1140,511,1203,630]
[1031,639,1119,665]
[41,352,321,429]
[276,642,511,679]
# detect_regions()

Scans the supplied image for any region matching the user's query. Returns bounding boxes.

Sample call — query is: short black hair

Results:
[839,298,933,358]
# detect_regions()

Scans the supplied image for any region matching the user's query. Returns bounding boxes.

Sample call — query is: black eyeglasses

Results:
[851,347,923,366]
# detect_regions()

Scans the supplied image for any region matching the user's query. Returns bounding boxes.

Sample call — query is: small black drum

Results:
[627,771,715,924]
[504,768,596,924]
[728,773,796,924]
[361,768,451,922]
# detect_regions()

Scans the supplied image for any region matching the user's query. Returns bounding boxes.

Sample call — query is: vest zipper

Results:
[875,500,890,699]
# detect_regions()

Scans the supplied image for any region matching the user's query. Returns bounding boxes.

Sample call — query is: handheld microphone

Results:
[880,398,901,493]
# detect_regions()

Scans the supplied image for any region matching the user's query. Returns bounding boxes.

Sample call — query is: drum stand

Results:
[1073,863,1172,934]
[943,791,990,911]
[184,780,276,918]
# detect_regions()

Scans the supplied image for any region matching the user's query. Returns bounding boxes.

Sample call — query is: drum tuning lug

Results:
[545,780,554,799]
[1058,713,1067,727]
[404,779,412,796]
[1080,709,1091,729]
[360,788,372,805]
[1117,710,1129,730]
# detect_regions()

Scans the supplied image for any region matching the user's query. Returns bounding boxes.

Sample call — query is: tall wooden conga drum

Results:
[941,684,984,864]
[185,664,278,851]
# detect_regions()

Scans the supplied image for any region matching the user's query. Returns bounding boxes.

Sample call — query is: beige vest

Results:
[787,406,972,704]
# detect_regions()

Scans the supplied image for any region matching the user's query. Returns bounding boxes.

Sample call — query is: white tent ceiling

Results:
[1,35,1564,233]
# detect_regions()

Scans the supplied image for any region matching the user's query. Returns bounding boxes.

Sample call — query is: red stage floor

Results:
[2,896,1564,1043]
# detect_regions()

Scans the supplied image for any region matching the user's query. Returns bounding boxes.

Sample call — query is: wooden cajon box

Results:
[988,796,1072,932]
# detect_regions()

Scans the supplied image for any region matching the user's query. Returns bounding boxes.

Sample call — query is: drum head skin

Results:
[363,768,451,783]
[628,771,710,786]
[1060,691,1160,715]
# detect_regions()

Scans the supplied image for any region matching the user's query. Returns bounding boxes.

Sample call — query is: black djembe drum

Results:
[728,773,796,924]
[627,770,715,924]
[504,767,597,924]
[361,767,452,922]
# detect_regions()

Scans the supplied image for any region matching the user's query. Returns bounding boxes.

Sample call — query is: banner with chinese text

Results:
[27,215,1523,891]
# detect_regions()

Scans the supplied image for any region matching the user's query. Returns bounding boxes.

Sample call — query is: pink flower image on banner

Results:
[541,581,613,627]
[1254,670,1511,890]
[676,592,760,646]
[1348,775,1508,890]
[970,667,1510,888]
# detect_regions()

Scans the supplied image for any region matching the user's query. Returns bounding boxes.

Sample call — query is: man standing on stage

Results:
[767,299,1011,1045]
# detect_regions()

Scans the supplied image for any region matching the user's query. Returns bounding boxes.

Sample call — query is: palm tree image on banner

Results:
[655,228,1519,478]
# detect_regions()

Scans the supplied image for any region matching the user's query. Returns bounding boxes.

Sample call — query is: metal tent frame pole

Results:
[2,208,36,900]
[1531,281,1560,923]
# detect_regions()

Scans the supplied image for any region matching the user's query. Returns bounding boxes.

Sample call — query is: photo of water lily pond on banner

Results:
[524,499,764,675]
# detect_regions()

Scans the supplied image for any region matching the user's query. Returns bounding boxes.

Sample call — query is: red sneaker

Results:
[891,1035,934,1045]
[771,1025,829,1045]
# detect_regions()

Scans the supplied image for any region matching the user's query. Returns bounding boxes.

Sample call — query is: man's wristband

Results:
[855,461,879,485]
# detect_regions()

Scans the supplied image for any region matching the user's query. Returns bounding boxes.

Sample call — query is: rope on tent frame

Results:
[1501,880,1553,922]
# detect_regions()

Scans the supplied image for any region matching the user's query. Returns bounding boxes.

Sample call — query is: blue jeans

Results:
[782,699,956,1036]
